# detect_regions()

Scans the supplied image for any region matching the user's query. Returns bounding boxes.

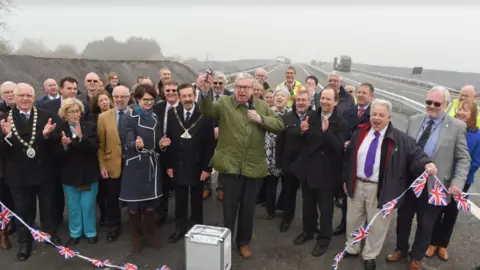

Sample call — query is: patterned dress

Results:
[265,106,292,177]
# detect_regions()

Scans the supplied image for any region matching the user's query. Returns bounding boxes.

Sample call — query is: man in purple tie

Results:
[341,99,437,270]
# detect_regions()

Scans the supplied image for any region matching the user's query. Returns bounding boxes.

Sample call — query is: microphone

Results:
[247,97,255,110]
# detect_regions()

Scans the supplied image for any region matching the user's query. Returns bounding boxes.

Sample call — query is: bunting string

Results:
[332,170,479,270]
[0,201,170,270]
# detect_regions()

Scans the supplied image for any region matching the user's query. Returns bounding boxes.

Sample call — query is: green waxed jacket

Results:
[199,93,285,179]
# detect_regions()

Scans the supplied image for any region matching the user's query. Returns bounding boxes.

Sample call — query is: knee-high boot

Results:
[143,210,161,250]
[128,212,142,254]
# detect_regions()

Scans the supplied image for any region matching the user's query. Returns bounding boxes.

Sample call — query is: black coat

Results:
[0,103,11,179]
[165,104,215,186]
[342,105,370,140]
[275,110,308,174]
[119,109,163,202]
[56,120,99,187]
[342,122,431,208]
[292,108,347,189]
[40,97,89,122]
[0,107,60,187]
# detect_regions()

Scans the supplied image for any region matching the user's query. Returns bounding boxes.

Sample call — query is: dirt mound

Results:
[0,55,198,96]
[184,59,277,74]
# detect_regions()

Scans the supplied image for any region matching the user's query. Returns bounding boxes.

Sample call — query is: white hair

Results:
[1,81,16,93]
[255,67,267,75]
[234,73,254,85]
[213,71,227,83]
[371,99,392,113]
[274,89,291,101]
[428,86,451,104]
[253,80,263,89]
[328,71,343,81]
[13,83,35,96]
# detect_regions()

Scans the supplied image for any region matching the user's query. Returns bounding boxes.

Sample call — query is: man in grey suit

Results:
[386,86,471,270]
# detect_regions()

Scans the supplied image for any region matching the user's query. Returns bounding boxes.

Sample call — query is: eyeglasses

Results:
[113,95,129,99]
[87,79,98,83]
[213,82,224,85]
[67,109,81,115]
[235,85,251,90]
[165,89,177,93]
[141,98,155,103]
[426,100,442,107]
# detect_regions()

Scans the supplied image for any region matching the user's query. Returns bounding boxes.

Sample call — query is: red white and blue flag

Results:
[381,197,399,218]
[0,206,13,230]
[410,170,428,198]
[350,224,370,245]
[158,266,171,270]
[454,193,471,212]
[124,263,138,270]
[331,250,345,270]
[92,259,110,268]
[57,246,78,259]
[428,180,448,206]
[30,229,51,243]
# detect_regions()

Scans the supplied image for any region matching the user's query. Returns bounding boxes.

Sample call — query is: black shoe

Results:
[279,220,291,233]
[168,230,183,244]
[16,244,31,261]
[50,234,62,245]
[293,232,313,245]
[265,211,275,220]
[65,237,80,247]
[106,230,119,243]
[86,236,97,244]
[364,259,376,270]
[156,216,167,228]
[312,241,329,257]
[332,223,346,236]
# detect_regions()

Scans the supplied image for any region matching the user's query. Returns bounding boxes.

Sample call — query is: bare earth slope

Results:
[0,55,198,96]
[184,59,277,74]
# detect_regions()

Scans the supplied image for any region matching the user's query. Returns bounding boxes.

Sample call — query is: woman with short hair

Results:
[57,98,99,246]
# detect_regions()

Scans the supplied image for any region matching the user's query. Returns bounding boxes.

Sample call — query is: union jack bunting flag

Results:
[0,206,13,230]
[30,229,51,243]
[381,197,399,218]
[331,250,345,270]
[350,224,370,245]
[428,180,448,206]
[410,170,428,198]
[454,193,471,212]
[124,263,138,270]
[57,246,78,259]
[92,259,110,268]
[158,266,171,270]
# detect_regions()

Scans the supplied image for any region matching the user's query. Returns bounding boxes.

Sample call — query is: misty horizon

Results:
[1,1,479,73]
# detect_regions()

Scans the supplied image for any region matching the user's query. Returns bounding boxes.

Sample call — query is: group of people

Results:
[0,64,478,270]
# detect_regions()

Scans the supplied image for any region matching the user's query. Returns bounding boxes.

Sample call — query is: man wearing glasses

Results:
[78,72,100,106]
[325,72,355,116]
[198,73,284,259]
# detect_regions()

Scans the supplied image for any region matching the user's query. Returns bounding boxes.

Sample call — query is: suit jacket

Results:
[97,108,124,179]
[342,104,371,140]
[40,97,89,122]
[35,95,57,107]
[57,120,99,187]
[165,104,215,186]
[77,92,91,106]
[0,107,60,187]
[406,114,471,198]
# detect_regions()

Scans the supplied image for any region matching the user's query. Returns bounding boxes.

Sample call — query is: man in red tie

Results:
[333,83,375,236]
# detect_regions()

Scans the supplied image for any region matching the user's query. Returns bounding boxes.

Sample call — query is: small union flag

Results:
[381,197,399,218]
[428,181,448,206]
[57,246,77,259]
[0,206,13,230]
[30,229,51,243]
[92,259,110,268]
[350,224,370,245]
[158,266,171,270]
[331,250,345,270]
[124,263,138,270]
[454,193,471,212]
[410,170,428,198]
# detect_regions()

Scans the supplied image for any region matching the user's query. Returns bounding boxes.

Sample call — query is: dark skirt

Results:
[123,198,160,212]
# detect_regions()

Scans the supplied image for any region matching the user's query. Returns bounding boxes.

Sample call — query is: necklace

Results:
[173,108,202,139]
[9,108,38,158]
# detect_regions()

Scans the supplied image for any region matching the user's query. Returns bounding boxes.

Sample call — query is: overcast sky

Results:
[2,1,479,73]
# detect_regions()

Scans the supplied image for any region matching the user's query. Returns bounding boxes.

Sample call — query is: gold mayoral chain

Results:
[173,108,203,139]
[9,108,38,158]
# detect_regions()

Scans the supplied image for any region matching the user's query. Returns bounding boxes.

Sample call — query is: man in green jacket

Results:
[198,72,284,259]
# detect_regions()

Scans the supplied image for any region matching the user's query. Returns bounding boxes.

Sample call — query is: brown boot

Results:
[202,190,211,200]
[143,210,161,250]
[438,247,448,261]
[239,245,252,259]
[425,245,437,258]
[386,248,407,262]
[0,226,11,250]
[217,190,224,201]
[409,259,422,270]
[128,212,142,254]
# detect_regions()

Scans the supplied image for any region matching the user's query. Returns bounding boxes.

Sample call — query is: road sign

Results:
[412,67,423,75]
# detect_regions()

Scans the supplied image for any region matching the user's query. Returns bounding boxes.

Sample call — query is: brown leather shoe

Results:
[386,249,407,262]
[239,245,252,259]
[409,259,422,270]
[217,191,224,201]
[202,190,211,200]
[0,226,11,250]
[425,245,437,258]
[438,247,448,261]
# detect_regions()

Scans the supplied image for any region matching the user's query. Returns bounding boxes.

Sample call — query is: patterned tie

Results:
[185,111,191,122]
[417,120,434,149]
[364,131,380,177]
[358,108,365,118]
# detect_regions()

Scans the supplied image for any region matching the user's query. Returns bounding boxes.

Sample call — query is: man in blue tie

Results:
[341,99,437,270]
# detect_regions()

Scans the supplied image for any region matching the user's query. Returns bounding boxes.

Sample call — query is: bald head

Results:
[1,81,16,105]
[459,85,477,103]
[140,77,153,86]
[345,85,356,96]
[43,78,58,97]
[85,72,100,93]
[112,85,130,110]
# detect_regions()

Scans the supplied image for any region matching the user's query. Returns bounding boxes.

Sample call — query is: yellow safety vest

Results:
[275,80,305,107]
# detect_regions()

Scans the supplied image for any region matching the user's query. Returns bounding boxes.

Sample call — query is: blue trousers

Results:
[63,182,99,238]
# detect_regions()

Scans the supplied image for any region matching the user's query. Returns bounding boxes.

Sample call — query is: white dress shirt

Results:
[356,125,388,182]
[163,101,179,134]
[184,105,195,121]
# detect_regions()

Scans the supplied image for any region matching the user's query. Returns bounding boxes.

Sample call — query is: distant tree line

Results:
[0,36,165,60]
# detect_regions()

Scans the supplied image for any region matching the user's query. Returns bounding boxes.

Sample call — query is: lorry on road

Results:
[310,60,317,65]
[334,55,352,72]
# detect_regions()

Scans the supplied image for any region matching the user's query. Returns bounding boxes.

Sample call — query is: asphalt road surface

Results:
[1,64,478,270]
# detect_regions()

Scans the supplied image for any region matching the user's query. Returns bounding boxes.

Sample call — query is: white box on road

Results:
[185,225,232,270]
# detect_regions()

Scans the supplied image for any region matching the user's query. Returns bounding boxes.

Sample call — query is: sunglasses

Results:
[426,100,442,107]
[87,79,99,83]
[165,89,177,93]
[213,82,224,85]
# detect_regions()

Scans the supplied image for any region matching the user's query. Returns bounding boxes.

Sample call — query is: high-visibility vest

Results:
[446,98,480,127]
[275,80,305,107]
